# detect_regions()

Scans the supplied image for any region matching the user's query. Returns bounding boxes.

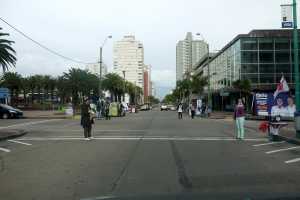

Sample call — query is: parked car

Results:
[140,104,150,111]
[0,104,23,119]
[161,104,168,111]
[169,105,176,111]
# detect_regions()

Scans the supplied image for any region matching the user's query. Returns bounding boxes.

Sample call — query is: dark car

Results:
[0,104,23,119]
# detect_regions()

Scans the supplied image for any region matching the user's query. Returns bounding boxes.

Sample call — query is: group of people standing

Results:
[176,102,210,120]
[80,98,111,140]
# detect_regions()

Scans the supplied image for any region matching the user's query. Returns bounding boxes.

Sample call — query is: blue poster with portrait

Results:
[254,92,295,117]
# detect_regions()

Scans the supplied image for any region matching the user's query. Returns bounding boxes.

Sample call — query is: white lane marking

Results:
[266,146,300,154]
[0,119,63,129]
[8,140,32,146]
[285,158,300,164]
[253,141,285,147]
[14,136,268,142]
[0,147,11,152]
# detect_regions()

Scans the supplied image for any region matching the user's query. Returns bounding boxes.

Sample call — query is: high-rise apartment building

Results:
[86,62,107,77]
[113,35,144,88]
[176,32,208,81]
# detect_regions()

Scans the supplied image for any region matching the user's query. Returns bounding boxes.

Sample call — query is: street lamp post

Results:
[99,35,112,98]
[292,0,300,137]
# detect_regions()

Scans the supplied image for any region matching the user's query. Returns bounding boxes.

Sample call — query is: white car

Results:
[161,105,168,111]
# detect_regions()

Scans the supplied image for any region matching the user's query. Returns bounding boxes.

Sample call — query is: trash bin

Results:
[295,111,300,132]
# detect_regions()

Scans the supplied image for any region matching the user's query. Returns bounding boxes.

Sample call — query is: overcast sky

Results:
[0,0,292,98]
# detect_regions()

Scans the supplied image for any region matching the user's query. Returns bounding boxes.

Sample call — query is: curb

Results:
[278,135,300,145]
[0,129,28,141]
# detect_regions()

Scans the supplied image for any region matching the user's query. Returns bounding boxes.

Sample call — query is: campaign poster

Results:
[254,93,271,116]
[268,93,295,117]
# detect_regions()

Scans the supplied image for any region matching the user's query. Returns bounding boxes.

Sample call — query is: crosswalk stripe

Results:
[266,146,300,154]
[285,158,300,164]
[0,147,11,153]
[8,140,32,146]
[253,141,285,147]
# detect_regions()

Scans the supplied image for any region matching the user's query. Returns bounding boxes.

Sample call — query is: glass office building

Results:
[205,29,299,91]
[193,30,299,110]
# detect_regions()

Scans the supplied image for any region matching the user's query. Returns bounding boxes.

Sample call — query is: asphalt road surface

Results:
[1,111,300,200]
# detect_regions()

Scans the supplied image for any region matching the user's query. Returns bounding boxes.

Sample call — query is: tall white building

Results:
[86,62,108,77]
[176,32,208,81]
[113,35,144,88]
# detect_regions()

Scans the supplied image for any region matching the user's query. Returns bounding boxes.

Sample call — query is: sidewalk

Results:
[0,129,27,141]
[245,120,300,145]
[23,110,68,119]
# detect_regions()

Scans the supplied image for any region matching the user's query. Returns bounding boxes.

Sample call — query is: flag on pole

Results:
[274,76,289,99]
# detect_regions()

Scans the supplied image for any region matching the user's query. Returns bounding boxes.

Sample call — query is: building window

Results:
[275,51,290,63]
[259,51,274,63]
[241,64,258,73]
[259,64,275,73]
[276,64,291,74]
[260,73,275,84]
[275,38,290,50]
[259,38,274,50]
[241,51,258,63]
[241,73,259,84]
[241,38,258,50]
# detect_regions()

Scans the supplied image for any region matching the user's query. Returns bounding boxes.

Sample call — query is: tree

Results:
[233,79,251,97]
[102,73,124,102]
[191,75,208,95]
[21,77,30,105]
[28,76,37,104]
[62,68,99,113]
[0,28,16,73]
[148,95,160,105]
[1,72,22,105]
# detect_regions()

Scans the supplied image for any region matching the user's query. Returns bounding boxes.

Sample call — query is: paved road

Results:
[1,111,300,200]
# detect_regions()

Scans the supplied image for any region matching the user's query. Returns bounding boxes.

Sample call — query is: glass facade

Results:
[207,36,297,90]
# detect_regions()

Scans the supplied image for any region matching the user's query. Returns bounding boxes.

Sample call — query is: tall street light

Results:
[292,0,300,137]
[99,35,112,98]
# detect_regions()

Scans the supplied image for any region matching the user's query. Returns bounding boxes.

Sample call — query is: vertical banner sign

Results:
[281,4,293,28]
[255,93,269,116]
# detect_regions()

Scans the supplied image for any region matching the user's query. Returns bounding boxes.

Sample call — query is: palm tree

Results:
[21,77,30,105]
[0,28,16,73]
[102,73,124,102]
[28,76,37,104]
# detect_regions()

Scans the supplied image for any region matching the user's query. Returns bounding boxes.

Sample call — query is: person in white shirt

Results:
[271,98,288,117]
[177,103,183,119]
[287,97,296,117]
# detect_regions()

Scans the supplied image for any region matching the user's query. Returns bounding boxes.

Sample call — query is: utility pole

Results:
[99,46,103,97]
[98,35,112,98]
[293,0,300,137]
[207,44,212,110]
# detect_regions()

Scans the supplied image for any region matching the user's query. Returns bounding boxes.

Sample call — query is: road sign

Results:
[281,4,293,28]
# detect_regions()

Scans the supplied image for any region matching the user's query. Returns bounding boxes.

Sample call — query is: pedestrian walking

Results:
[105,101,111,120]
[234,98,246,140]
[81,98,94,140]
[177,102,183,119]
[190,103,196,119]
[96,99,102,119]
